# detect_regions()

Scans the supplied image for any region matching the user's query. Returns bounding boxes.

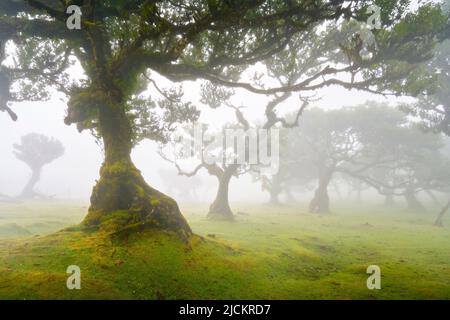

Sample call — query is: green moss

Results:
[100,161,137,176]
[150,199,161,207]
[1,202,450,299]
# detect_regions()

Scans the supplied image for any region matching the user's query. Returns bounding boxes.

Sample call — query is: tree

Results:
[13,133,64,199]
[160,105,252,220]
[255,127,316,206]
[291,107,366,213]
[338,108,450,213]
[1,1,447,235]
[284,104,450,213]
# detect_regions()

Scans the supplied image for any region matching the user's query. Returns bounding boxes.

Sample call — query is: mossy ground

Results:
[0,200,450,299]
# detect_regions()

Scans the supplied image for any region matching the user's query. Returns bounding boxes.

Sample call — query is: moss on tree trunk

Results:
[82,105,191,239]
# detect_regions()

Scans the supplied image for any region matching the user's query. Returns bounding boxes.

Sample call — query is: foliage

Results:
[271,104,450,209]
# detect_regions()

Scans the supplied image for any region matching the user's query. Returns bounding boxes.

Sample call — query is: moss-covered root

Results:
[82,161,192,240]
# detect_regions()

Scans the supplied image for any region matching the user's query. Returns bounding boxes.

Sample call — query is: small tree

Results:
[13,133,64,199]
[160,105,252,220]
[289,107,367,213]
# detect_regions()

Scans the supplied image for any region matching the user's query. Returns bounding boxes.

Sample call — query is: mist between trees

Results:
[0,0,450,234]
[166,124,280,173]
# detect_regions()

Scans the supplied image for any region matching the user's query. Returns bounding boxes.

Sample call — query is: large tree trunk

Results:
[404,189,425,213]
[434,200,450,227]
[21,167,41,199]
[82,105,191,239]
[309,169,333,214]
[208,174,234,220]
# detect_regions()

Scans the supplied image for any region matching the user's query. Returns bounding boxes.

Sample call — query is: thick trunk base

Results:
[310,169,332,214]
[207,201,234,221]
[434,218,444,227]
[20,168,42,200]
[82,162,191,239]
[309,189,330,214]
[207,175,234,221]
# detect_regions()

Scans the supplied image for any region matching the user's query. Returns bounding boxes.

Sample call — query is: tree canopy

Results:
[273,104,450,212]
[13,133,65,198]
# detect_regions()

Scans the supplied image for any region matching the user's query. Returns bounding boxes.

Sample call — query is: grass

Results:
[0,200,449,299]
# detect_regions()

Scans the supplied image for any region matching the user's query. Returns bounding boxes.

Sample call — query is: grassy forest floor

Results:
[0,200,449,299]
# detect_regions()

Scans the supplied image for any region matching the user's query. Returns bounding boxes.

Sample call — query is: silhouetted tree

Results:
[13,133,64,199]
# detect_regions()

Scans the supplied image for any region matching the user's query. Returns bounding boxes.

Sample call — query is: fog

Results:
[0,82,413,205]
[2,0,450,302]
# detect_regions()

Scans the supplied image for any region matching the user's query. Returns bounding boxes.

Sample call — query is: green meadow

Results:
[0,201,449,299]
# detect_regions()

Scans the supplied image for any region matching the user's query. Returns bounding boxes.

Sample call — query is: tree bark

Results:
[309,168,333,213]
[20,167,41,199]
[404,189,425,213]
[434,200,450,227]
[82,105,191,239]
[208,173,234,220]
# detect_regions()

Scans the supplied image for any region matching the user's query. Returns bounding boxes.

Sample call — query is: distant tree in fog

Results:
[253,129,316,206]
[13,133,64,199]
[160,106,252,221]
[348,123,450,213]
[281,104,450,213]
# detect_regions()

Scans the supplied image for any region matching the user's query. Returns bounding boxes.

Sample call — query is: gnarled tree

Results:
[1,1,448,235]
[160,105,251,221]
